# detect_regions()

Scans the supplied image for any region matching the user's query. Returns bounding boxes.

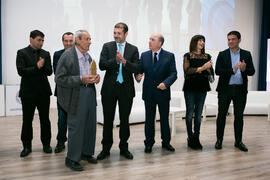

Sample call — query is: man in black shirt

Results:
[16,30,53,157]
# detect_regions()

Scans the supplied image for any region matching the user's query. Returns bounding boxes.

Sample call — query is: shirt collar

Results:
[117,41,126,47]
[75,46,89,60]
[29,45,40,53]
[152,48,161,56]
[230,48,240,55]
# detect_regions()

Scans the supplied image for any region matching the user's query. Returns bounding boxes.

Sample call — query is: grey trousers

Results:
[67,87,97,162]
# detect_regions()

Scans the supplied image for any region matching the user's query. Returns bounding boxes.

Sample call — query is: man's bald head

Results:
[149,34,164,52]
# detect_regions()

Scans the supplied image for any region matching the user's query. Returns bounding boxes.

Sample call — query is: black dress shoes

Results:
[144,146,152,153]
[187,137,196,149]
[194,137,203,149]
[97,151,110,160]
[20,148,32,157]
[235,142,248,152]
[81,154,98,164]
[43,145,52,153]
[188,137,203,150]
[54,143,65,153]
[120,150,133,159]
[162,144,175,152]
[65,157,84,171]
[215,139,223,150]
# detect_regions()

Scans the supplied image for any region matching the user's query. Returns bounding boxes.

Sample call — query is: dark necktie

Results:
[154,52,158,65]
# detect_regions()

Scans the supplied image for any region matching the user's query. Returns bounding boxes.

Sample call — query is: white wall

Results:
[1,0,263,94]
[234,0,263,90]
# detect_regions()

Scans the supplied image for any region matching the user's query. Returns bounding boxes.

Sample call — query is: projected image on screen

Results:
[3,0,235,85]
[201,0,235,50]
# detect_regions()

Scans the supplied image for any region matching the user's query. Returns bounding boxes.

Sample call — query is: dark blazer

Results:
[53,49,65,72]
[53,49,65,96]
[16,45,52,98]
[140,49,177,100]
[99,41,140,98]
[215,48,255,94]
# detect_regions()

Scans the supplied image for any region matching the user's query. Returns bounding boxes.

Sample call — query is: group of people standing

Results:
[16,22,255,172]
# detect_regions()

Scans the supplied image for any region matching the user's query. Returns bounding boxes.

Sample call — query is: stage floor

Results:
[0,109,269,180]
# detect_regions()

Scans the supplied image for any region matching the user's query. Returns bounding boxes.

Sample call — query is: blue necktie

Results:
[117,44,124,83]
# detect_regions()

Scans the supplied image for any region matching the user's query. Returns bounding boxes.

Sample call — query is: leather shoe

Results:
[97,151,110,160]
[54,143,65,153]
[144,146,152,153]
[81,154,97,164]
[65,157,84,171]
[20,148,32,157]
[194,137,203,149]
[187,137,196,149]
[120,150,133,159]
[215,139,223,150]
[235,142,248,152]
[43,145,52,153]
[162,144,175,152]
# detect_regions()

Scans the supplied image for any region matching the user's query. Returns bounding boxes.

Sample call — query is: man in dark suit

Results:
[136,34,177,153]
[98,22,140,160]
[215,31,255,152]
[53,32,74,153]
[16,30,53,157]
[55,30,100,171]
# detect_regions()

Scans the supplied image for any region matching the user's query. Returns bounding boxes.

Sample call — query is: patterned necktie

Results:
[117,44,124,83]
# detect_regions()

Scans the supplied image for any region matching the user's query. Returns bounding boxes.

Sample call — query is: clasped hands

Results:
[116,51,127,64]
[37,57,45,69]
[82,74,100,84]
[234,60,246,73]
[196,60,212,73]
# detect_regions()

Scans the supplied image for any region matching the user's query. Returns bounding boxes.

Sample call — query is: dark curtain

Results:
[258,0,270,90]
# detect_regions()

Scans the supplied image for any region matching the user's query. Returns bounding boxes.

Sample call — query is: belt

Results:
[229,84,242,87]
[81,83,94,88]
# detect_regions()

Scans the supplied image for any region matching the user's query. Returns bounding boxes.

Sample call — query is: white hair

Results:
[74,30,88,43]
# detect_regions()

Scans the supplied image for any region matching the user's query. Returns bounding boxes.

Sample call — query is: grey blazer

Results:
[55,46,95,115]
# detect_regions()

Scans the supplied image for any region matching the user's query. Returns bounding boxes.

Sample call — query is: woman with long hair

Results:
[183,35,214,150]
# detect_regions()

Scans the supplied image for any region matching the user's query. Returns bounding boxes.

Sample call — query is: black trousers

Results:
[21,96,51,148]
[101,83,133,152]
[144,97,171,147]
[56,102,67,144]
[216,85,247,143]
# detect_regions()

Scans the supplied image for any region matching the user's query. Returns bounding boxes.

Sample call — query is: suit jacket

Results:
[140,49,177,101]
[99,41,140,98]
[215,48,255,94]
[53,49,65,96]
[16,45,52,98]
[55,46,95,115]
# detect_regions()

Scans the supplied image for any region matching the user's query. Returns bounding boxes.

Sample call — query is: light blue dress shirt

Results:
[229,49,243,85]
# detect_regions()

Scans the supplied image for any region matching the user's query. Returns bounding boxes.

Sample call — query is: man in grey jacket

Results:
[55,30,100,171]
